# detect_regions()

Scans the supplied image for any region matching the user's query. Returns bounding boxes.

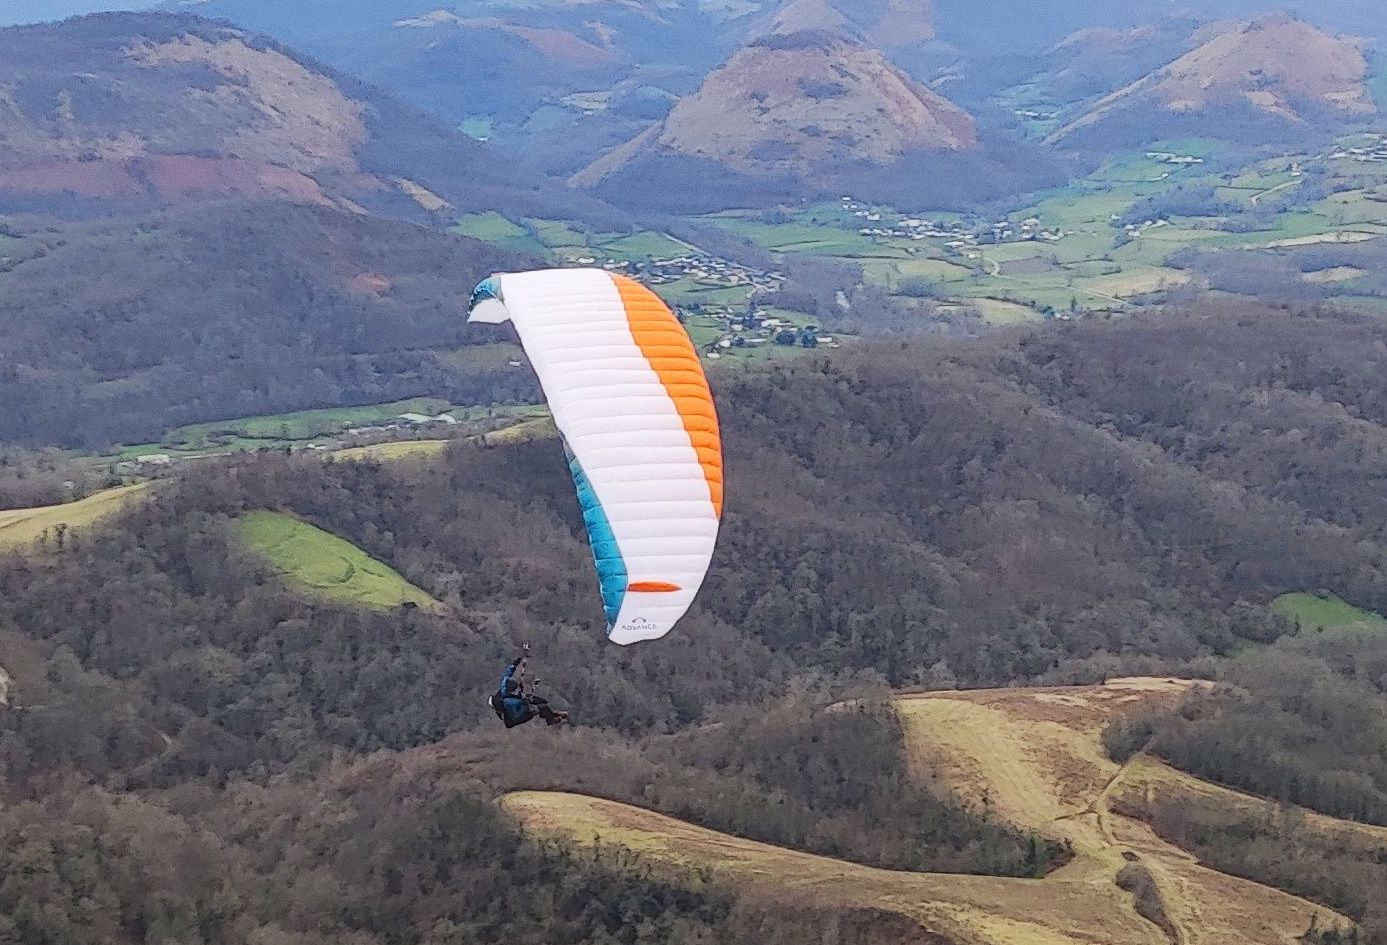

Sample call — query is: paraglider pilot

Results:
[491,644,568,728]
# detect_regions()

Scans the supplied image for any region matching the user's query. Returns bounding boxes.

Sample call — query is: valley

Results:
[447,133,1387,329]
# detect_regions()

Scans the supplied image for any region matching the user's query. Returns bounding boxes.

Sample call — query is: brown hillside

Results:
[0,13,605,223]
[0,22,373,207]
[1050,16,1374,142]
[507,680,1357,945]
[575,31,974,184]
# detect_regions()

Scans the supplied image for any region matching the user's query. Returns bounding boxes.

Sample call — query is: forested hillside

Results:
[5,300,1387,941]
[0,203,539,447]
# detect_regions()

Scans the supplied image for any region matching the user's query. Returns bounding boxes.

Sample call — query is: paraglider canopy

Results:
[468,268,723,645]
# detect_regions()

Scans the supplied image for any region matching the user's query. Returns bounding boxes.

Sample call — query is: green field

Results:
[596,231,691,259]
[957,298,1044,325]
[483,417,558,445]
[159,398,461,451]
[690,140,1387,318]
[708,217,890,256]
[484,217,700,266]
[121,399,553,462]
[529,217,590,250]
[236,510,438,611]
[1272,593,1387,634]
[452,212,545,253]
[459,117,493,141]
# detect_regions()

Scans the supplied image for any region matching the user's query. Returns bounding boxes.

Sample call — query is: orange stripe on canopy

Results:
[628,581,682,593]
[613,274,724,518]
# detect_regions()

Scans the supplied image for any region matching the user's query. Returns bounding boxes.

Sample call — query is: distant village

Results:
[1330,133,1387,164]
[694,309,838,360]
[568,251,785,296]
[1146,150,1206,166]
[555,250,825,358]
[838,196,1067,264]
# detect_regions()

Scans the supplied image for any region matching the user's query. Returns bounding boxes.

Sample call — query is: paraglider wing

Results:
[468,269,723,645]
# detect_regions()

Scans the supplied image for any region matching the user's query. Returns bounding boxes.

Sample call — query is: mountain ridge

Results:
[1049,15,1376,145]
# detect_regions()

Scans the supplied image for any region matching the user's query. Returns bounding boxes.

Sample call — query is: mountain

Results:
[128,2,1387,178]
[572,30,1006,209]
[593,30,974,175]
[921,0,1387,58]
[1035,18,1207,103]
[1048,16,1377,148]
[761,0,934,49]
[173,0,748,174]
[162,1,938,177]
[0,12,615,224]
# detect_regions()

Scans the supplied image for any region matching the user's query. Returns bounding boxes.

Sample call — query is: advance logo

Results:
[617,616,656,637]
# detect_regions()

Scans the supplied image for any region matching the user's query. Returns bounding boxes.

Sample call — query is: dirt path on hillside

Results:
[896,679,1345,945]
[506,678,1354,945]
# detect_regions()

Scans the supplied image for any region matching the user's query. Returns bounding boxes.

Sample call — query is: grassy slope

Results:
[0,483,151,551]
[481,417,559,445]
[897,682,1351,945]
[235,510,438,610]
[330,440,452,462]
[1272,592,1387,634]
[1112,755,1387,849]
[508,680,1355,945]
[502,791,1162,945]
[1369,52,1387,111]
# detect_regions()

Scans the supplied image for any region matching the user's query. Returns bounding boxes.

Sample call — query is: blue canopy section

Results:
[468,276,502,311]
[566,448,627,627]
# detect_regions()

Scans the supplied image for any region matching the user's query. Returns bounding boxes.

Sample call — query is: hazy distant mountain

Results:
[175,0,749,157]
[152,1,934,177]
[576,31,973,187]
[924,0,1386,56]
[141,1,1385,175]
[570,29,1061,211]
[0,12,617,224]
[1035,18,1208,103]
[1048,16,1377,148]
